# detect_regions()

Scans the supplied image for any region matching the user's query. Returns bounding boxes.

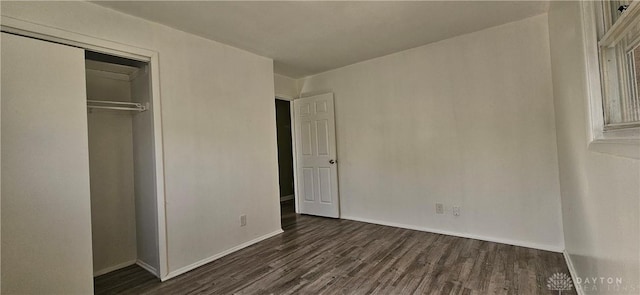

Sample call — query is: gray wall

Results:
[299,14,565,251]
[548,1,639,289]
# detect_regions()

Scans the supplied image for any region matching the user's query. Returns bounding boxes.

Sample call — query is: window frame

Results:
[599,0,640,129]
[580,0,640,159]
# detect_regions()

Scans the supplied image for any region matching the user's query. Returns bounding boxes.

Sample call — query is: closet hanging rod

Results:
[87,100,147,112]
[87,105,145,111]
[87,100,142,107]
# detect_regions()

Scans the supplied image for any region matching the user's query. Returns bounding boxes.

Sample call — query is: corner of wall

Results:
[546,0,569,258]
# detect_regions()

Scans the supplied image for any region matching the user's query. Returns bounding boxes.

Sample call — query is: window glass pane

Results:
[610,45,640,125]
[626,45,640,122]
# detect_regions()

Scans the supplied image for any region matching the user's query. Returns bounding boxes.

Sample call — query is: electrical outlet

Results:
[240,215,247,226]
[436,203,444,214]
[452,206,460,216]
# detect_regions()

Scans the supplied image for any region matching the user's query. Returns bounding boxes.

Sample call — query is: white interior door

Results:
[294,93,340,218]
[1,33,94,294]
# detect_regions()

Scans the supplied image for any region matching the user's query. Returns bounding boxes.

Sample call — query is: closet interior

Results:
[85,51,160,278]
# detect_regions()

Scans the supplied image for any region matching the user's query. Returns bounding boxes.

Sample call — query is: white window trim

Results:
[580,1,640,159]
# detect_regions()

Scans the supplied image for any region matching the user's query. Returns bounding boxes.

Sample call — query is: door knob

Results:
[329,159,336,164]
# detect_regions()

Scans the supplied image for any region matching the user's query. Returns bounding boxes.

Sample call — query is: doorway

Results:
[275,98,297,228]
[85,51,161,280]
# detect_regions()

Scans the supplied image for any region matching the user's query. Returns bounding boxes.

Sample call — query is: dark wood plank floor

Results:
[95,215,575,294]
[280,199,297,229]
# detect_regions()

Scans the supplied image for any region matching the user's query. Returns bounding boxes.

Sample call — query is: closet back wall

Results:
[86,71,137,275]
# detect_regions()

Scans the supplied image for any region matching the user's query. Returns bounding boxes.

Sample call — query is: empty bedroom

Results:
[1,1,639,294]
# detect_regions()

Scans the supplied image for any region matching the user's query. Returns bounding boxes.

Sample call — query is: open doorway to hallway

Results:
[275,98,297,229]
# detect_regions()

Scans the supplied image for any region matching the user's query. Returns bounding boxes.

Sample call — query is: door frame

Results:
[1,16,170,280]
[275,96,301,214]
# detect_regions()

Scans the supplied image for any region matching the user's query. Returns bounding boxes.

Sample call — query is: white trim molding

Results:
[599,1,640,48]
[163,229,284,281]
[342,216,564,253]
[275,93,296,101]
[1,16,152,61]
[563,250,586,295]
[580,1,640,159]
[137,259,160,277]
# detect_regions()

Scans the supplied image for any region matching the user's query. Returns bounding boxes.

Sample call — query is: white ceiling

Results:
[94,1,549,78]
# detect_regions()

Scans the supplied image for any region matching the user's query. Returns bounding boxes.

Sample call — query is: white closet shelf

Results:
[87,99,148,112]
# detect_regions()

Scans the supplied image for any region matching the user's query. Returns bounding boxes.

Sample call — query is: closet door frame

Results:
[1,16,170,281]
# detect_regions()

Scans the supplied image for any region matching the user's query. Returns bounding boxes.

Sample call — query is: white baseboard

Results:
[137,259,159,278]
[163,229,284,281]
[93,259,136,277]
[280,194,294,202]
[341,215,564,253]
[563,250,585,295]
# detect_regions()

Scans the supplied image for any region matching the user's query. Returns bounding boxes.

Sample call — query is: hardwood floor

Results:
[281,199,297,229]
[95,215,575,294]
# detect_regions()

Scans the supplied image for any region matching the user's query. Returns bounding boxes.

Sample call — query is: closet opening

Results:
[85,51,160,281]
[275,98,297,229]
